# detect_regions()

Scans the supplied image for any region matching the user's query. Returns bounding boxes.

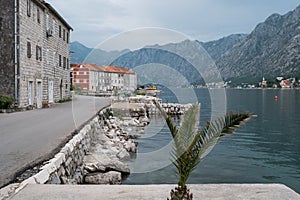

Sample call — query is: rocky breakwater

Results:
[128,95,192,115]
[161,103,192,115]
[83,110,149,185]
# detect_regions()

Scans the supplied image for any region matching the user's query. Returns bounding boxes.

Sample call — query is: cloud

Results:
[46,0,300,47]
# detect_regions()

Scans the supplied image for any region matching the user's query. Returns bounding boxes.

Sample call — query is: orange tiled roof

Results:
[71,63,135,74]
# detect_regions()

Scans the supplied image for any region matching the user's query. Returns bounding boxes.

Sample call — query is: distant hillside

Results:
[197,34,248,60]
[70,34,245,64]
[70,41,92,63]
[110,40,222,86]
[70,42,129,65]
[217,5,300,83]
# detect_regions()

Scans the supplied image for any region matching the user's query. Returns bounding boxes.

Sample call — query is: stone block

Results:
[47,172,61,184]
[0,183,20,200]
[33,170,50,184]
[65,143,74,153]
[40,163,57,175]
[60,146,71,157]
[84,171,122,184]
[53,153,66,168]
[65,157,73,167]
[57,166,66,176]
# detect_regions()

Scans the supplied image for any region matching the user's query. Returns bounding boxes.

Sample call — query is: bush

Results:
[57,98,72,103]
[70,85,80,91]
[136,91,146,96]
[0,94,15,109]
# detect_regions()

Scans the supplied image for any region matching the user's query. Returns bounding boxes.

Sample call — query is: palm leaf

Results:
[154,101,251,199]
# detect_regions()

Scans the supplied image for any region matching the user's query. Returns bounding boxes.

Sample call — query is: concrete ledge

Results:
[9,184,300,200]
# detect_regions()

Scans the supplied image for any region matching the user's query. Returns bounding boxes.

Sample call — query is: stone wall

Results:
[42,3,72,103]
[18,0,44,107]
[13,108,111,191]
[0,0,15,98]
[0,0,72,108]
[18,0,72,107]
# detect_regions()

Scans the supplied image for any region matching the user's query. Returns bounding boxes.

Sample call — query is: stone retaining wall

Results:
[9,108,112,194]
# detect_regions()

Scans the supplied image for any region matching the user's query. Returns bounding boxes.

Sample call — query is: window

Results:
[46,14,49,30]
[67,58,69,69]
[0,17,2,31]
[59,55,62,67]
[76,79,80,83]
[52,20,56,35]
[59,25,62,38]
[27,0,31,17]
[37,8,40,23]
[66,32,69,43]
[27,42,31,58]
[36,46,42,61]
[46,49,49,64]
[63,29,66,41]
[63,57,66,69]
[53,52,56,66]
[83,79,87,83]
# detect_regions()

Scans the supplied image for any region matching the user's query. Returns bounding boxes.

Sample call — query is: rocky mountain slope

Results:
[70,41,92,64]
[217,5,300,83]
[197,34,247,60]
[70,33,245,65]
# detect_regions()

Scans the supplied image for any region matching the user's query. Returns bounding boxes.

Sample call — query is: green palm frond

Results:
[154,101,251,200]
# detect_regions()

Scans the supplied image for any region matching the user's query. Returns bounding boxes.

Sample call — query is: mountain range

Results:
[217,4,300,83]
[70,4,300,84]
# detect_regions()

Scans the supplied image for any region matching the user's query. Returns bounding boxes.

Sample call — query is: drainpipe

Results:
[14,0,19,102]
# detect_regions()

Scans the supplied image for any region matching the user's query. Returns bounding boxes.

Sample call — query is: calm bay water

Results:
[124,88,300,193]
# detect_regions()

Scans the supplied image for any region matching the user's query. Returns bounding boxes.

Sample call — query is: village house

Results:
[0,0,72,108]
[280,80,292,88]
[71,63,137,94]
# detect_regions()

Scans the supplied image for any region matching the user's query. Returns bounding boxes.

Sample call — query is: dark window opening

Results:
[27,42,31,58]
[59,25,62,38]
[0,17,3,31]
[63,29,66,41]
[36,46,42,61]
[27,0,31,17]
[66,32,69,43]
[59,55,62,67]
[63,57,66,69]
[37,8,40,23]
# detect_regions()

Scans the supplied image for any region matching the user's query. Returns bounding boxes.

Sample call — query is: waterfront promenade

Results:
[9,184,300,200]
[0,96,111,188]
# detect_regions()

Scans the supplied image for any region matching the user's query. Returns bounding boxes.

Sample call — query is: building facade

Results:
[71,63,137,94]
[0,0,72,108]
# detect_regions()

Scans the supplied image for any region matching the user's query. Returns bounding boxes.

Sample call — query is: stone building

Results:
[71,63,137,94]
[0,0,72,108]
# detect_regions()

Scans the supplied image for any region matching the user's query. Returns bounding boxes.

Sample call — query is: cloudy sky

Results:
[47,0,300,48]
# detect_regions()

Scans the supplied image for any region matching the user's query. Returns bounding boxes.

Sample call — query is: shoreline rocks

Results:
[82,114,145,185]
[82,98,192,185]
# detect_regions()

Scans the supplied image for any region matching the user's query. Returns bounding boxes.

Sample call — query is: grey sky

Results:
[47,0,300,48]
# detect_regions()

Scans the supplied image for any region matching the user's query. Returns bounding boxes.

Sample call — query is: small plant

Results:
[154,101,251,200]
[136,90,146,96]
[0,94,15,109]
[57,98,72,103]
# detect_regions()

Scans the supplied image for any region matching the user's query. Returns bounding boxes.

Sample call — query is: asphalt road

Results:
[0,95,111,188]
